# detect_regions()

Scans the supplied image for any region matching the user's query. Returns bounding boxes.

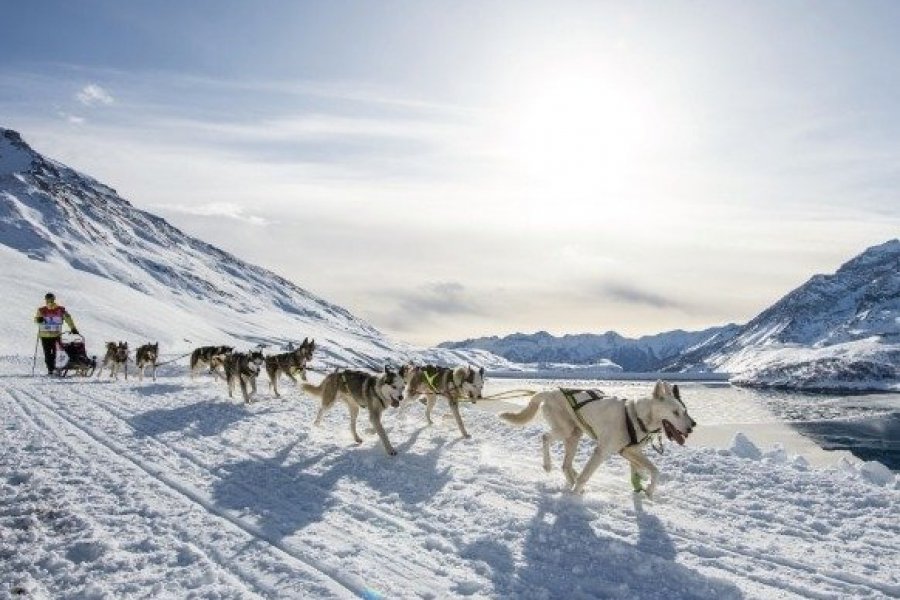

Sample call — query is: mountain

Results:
[666,239,900,390]
[439,325,740,371]
[442,240,900,391]
[0,127,509,369]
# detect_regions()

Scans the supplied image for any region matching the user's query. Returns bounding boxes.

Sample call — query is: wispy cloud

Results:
[372,282,487,332]
[56,111,85,125]
[155,202,269,226]
[76,84,114,106]
[592,282,687,311]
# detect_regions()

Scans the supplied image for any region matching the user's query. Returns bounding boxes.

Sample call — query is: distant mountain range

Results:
[443,240,900,391]
[439,325,741,372]
[0,127,510,369]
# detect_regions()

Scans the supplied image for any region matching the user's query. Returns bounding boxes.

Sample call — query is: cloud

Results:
[56,111,85,124]
[372,281,487,332]
[76,84,114,106]
[594,282,687,310]
[155,202,269,226]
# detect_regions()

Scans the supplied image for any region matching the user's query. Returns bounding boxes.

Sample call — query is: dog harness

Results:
[421,367,463,401]
[342,372,390,409]
[623,400,650,447]
[559,389,605,440]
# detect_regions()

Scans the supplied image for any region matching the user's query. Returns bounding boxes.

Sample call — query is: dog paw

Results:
[388,449,398,456]
[462,433,471,440]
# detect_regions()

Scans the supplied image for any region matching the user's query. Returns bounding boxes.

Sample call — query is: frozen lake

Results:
[480,378,900,470]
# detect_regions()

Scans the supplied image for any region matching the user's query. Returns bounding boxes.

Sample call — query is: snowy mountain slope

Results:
[0,128,509,369]
[1,365,898,599]
[440,325,740,371]
[668,240,900,391]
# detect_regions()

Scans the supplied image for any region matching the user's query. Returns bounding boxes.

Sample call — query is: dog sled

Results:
[55,333,98,377]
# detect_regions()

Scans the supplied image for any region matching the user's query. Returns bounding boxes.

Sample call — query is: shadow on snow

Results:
[467,493,744,599]
[129,400,251,438]
[208,425,455,542]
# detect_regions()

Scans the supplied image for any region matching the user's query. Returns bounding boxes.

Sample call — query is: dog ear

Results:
[673,384,681,401]
[653,380,666,400]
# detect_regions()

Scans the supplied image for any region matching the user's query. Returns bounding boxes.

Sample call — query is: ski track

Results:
[4,385,355,600]
[2,372,898,599]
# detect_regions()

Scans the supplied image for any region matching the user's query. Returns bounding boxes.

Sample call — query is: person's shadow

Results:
[467,493,744,599]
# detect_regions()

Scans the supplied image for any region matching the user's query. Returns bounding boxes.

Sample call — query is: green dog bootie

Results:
[631,472,644,493]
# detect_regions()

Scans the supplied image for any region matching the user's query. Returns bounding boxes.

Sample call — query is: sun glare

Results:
[504,69,668,222]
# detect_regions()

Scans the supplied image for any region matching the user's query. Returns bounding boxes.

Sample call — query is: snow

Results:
[2,363,899,599]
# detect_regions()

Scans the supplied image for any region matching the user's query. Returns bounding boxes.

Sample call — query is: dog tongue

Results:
[664,420,686,446]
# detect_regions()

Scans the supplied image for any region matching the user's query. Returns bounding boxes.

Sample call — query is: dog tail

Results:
[301,380,325,398]
[499,393,544,426]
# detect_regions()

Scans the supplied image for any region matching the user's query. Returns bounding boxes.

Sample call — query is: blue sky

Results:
[2,1,899,344]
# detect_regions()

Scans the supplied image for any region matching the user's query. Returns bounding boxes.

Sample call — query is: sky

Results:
[2,1,899,346]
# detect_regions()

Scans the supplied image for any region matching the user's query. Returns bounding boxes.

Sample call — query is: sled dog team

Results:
[99,338,695,496]
[96,341,159,381]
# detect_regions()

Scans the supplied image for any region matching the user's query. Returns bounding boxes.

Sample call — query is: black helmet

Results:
[45,292,55,301]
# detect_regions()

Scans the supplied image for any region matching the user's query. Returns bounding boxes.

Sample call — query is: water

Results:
[485,379,900,471]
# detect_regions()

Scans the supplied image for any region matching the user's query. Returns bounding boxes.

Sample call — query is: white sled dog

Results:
[135,342,159,382]
[499,381,695,497]
[97,341,129,380]
[402,365,485,439]
[302,367,406,456]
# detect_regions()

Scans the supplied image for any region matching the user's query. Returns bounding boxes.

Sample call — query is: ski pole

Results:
[31,335,39,377]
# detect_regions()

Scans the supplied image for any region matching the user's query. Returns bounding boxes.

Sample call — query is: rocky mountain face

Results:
[442,240,899,390]
[0,127,508,368]
[666,239,900,390]
[440,325,740,372]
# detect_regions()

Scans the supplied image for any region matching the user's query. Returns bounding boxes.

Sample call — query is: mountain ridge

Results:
[0,127,510,369]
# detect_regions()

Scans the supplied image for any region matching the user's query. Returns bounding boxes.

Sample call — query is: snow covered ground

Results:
[2,359,898,599]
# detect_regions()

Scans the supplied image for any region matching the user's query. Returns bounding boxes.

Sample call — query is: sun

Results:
[507,70,663,201]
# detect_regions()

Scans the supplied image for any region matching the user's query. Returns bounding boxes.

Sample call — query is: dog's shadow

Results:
[470,494,744,599]
[130,382,185,397]
[209,426,455,542]
[210,443,344,542]
[345,426,456,506]
[129,400,250,438]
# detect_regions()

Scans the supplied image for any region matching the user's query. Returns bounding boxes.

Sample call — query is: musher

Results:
[34,292,78,375]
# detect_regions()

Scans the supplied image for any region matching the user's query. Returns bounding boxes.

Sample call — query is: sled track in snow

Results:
[6,374,898,599]
[7,384,360,599]
[80,384,464,595]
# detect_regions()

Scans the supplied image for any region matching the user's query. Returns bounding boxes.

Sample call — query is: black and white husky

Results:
[265,337,316,398]
[189,345,233,380]
[401,365,485,439]
[223,350,266,403]
[97,341,129,380]
[302,367,406,456]
[500,381,695,497]
[134,342,159,382]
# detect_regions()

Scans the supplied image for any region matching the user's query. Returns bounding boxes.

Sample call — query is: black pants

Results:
[41,337,60,374]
